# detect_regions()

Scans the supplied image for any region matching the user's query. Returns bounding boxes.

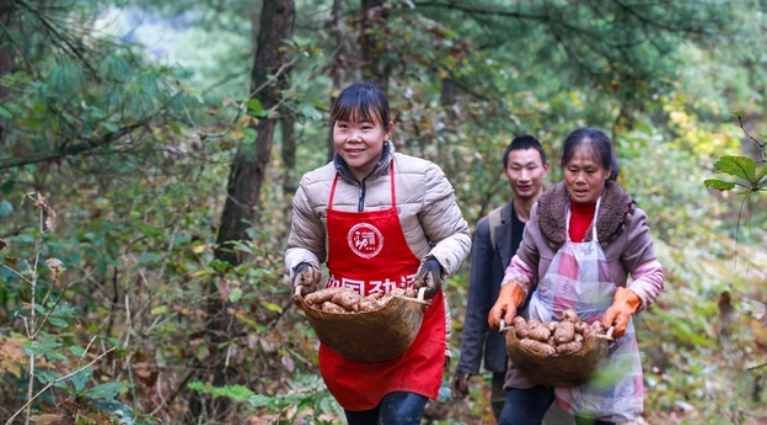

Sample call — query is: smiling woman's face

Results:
[563,144,611,204]
[333,114,392,181]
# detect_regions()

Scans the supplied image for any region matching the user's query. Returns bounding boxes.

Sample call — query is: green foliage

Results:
[0,197,136,424]
[2,0,767,423]
[705,155,767,193]
[188,374,342,424]
[636,237,767,423]
[187,382,255,403]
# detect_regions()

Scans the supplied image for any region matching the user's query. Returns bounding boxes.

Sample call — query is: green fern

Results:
[187,381,255,403]
[188,373,342,423]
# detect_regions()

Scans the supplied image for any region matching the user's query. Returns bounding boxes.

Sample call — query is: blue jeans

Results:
[498,386,615,425]
[491,372,507,421]
[344,391,427,425]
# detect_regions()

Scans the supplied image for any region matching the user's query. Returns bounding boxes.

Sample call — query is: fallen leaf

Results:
[281,355,295,372]
[191,244,208,254]
[32,191,46,210]
[218,277,231,301]
[260,301,283,314]
[45,209,56,233]
[259,338,276,354]
[45,258,65,277]
[0,333,26,378]
[29,414,65,425]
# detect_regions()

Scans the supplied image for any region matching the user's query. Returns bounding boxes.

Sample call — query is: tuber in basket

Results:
[500,319,614,387]
[294,287,430,362]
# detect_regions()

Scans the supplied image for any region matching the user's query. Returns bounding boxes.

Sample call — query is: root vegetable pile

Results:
[304,287,417,313]
[511,309,607,356]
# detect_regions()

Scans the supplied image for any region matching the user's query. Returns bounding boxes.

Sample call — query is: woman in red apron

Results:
[488,128,664,425]
[285,82,471,424]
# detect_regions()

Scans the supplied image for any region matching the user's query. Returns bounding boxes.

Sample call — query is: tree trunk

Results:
[191,0,295,420]
[216,0,294,279]
[440,78,458,122]
[435,78,459,160]
[0,0,17,144]
[281,114,297,233]
[360,0,390,92]
[328,0,347,162]
[0,1,14,80]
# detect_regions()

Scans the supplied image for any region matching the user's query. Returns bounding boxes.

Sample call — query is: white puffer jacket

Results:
[285,144,471,277]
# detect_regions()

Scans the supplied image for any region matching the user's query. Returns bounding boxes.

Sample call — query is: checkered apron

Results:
[527,198,643,423]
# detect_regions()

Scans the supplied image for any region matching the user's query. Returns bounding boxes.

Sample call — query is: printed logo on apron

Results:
[347,222,384,258]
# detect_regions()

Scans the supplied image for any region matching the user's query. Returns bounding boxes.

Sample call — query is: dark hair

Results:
[560,128,619,181]
[503,135,548,169]
[329,82,391,131]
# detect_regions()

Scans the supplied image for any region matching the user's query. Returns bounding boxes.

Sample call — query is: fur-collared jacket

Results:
[285,142,471,281]
[503,180,664,312]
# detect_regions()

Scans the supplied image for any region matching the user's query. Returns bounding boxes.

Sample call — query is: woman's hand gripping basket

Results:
[500,309,614,387]
[293,286,430,362]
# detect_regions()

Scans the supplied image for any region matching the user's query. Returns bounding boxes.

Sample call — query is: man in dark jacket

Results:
[451,136,573,424]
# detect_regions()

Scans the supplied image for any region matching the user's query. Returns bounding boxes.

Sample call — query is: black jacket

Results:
[456,201,522,374]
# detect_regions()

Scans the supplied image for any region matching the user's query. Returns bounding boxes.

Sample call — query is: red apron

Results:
[320,162,446,411]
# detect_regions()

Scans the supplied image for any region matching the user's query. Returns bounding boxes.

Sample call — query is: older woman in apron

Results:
[488,127,664,425]
[285,82,471,424]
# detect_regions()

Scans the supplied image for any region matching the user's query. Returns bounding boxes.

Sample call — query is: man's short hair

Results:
[503,135,548,168]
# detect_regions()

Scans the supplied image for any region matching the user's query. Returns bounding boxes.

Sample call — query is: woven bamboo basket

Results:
[294,287,430,362]
[500,320,614,387]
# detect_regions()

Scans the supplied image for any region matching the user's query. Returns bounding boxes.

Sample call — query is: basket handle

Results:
[297,286,427,299]
[498,319,513,333]
[590,326,615,341]
[416,286,428,302]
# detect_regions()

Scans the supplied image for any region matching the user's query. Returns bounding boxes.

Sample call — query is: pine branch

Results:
[0,121,148,171]
[413,0,549,22]
[13,0,100,78]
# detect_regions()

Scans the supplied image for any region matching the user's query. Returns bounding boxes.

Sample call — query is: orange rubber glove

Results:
[603,287,641,338]
[488,283,526,331]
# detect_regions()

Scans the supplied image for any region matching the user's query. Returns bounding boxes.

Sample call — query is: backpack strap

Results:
[488,206,503,251]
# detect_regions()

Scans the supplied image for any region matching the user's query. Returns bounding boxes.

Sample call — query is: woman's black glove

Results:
[292,262,321,296]
[449,372,471,400]
[413,258,444,299]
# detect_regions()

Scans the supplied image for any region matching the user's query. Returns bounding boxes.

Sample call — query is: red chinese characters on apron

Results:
[320,163,446,411]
